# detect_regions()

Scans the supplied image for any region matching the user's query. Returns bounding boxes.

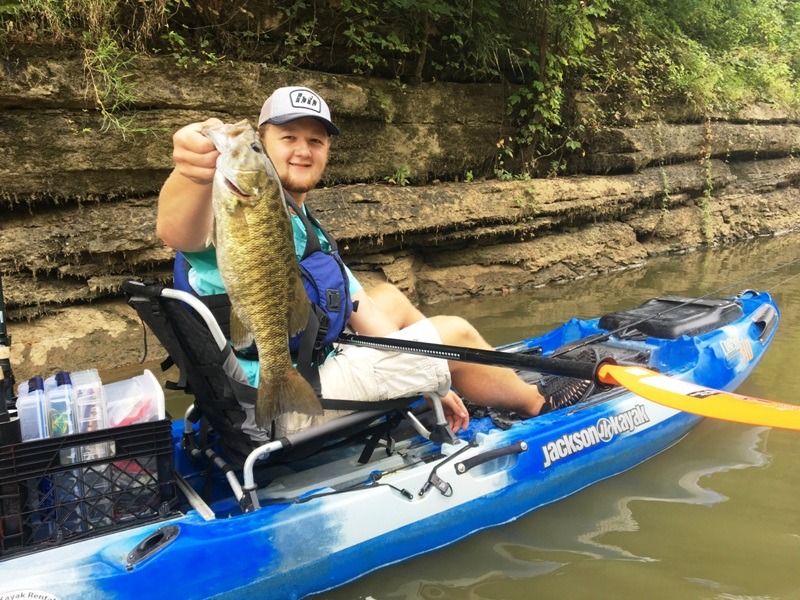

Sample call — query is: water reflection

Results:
[572,424,771,560]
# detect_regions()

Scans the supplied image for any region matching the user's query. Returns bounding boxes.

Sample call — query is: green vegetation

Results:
[83,33,146,137]
[3,0,799,163]
[385,164,413,186]
[514,186,541,221]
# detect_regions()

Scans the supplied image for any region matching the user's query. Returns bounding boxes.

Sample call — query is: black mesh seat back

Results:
[128,293,267,463]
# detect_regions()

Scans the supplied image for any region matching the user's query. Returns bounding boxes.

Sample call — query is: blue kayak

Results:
[0,289,779,599]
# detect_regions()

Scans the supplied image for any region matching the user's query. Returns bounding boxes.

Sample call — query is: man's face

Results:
[261,118,331,196]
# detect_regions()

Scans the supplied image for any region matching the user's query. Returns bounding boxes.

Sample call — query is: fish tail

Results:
[255,367,323,428]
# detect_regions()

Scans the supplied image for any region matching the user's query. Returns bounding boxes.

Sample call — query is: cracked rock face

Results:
[2,54,799,380]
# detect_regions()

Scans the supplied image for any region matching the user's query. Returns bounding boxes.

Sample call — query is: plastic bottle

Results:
[44,372,87,535]
[69,369,113,528]
[71,369,107,434]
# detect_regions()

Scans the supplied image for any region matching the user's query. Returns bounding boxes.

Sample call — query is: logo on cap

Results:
[289,89,322,113]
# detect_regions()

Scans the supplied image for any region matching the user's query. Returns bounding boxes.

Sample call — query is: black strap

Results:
[357,413,401,464]
[129,291,191,391]
[198,413,211,452]
[290,197,342,389]
[295,306,323,395]
[223,367,416,413]
[319,395,418,411]
[358,428,386,464]
[283,194,339,259]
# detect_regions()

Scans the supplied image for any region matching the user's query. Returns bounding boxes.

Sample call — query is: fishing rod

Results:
[337,332,602,380]
[336,255,800,431]
[341,256,800,370]
[337,330,800,431]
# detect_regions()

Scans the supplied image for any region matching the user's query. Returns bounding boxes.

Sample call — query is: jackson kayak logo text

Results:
[720,336,754,363]
[541,404,651,468]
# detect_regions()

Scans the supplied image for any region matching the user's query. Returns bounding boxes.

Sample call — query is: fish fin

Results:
[230,310,254,350]
[288,275,311,335]
[255,367,323,427]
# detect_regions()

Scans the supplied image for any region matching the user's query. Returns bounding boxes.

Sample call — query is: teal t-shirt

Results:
[184,206,362,385]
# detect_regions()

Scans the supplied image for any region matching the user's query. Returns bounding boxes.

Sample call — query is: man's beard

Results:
[282,174,319,194]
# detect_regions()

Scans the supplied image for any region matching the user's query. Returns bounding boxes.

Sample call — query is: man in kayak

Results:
[157,86,592,437]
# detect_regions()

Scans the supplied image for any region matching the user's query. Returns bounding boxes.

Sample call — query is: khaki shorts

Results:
[273,318,452,437]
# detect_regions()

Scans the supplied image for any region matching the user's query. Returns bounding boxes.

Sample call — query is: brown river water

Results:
[112,232,800,600]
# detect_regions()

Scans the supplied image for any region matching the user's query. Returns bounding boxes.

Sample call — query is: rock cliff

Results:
[2,54,799,380]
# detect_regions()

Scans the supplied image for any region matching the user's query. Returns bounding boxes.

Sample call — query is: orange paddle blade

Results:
[597,364,800,431]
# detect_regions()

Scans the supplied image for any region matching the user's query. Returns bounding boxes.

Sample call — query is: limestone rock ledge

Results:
[2,54,800,380]
[7,155,800,381]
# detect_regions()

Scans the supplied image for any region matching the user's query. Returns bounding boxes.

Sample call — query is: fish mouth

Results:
[223,176,251,198]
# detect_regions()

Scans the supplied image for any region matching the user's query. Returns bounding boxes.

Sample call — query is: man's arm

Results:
[156,118,223,252]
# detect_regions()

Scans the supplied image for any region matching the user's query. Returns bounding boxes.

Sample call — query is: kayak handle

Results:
[126,525,180,570]
[455,441,528,475]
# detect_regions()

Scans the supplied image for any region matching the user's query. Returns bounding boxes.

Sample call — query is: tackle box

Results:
[0,419,176,558]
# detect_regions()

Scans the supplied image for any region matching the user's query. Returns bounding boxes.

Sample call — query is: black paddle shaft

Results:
[337,333,601,381]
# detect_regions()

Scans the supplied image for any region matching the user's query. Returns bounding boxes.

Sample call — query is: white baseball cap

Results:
[257,86,340,136]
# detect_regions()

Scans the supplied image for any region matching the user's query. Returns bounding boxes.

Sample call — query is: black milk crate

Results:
[0,419,176,557]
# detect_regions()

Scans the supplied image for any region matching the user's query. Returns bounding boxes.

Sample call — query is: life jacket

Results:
[284,194,353,360]
[173,194,354,394]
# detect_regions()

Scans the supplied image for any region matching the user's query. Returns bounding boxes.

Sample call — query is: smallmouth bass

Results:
[202,120,322,427]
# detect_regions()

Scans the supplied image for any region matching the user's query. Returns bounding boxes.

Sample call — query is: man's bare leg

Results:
[367,284,586,418]
[429,315,546,417]
[367,283,425,329]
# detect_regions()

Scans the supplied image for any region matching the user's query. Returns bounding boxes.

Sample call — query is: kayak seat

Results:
[121,280,425,470]
[598,296,744,339]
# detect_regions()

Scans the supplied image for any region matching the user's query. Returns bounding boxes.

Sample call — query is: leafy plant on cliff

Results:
[83,33,147,137]
[385,164,413,186]
[3,0,800,164]
[505,0,610,172]
[2,1,174,136]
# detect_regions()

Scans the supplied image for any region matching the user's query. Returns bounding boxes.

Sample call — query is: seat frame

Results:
[122,280,455,513]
